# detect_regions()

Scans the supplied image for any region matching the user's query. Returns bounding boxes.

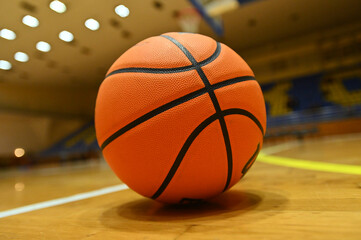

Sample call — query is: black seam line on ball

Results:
[161,34,234,192]
[105,42,221,78]
[100,88,205,150]
[151,108,264,200]
[221,123,232,192]
[242,143,260,176]
[100,75,256,150]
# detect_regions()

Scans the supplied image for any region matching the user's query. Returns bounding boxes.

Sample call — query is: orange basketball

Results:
[95,32,266,203]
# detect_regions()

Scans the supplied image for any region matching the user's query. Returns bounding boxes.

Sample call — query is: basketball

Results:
[95,32,266,203]
[3,1,361,237]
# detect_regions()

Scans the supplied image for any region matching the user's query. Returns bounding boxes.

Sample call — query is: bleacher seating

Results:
[262,69,361,128]
[322,75,361,107]
[262,82,292,116]
[40,121,98,159]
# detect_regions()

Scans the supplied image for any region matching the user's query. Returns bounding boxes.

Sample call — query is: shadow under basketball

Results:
[100,189,288,232]
[122,190,261,221]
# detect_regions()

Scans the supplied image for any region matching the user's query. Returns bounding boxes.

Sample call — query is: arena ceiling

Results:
[0,0,360,118]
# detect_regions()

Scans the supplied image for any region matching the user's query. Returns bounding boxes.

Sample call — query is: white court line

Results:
[0,184,128,219]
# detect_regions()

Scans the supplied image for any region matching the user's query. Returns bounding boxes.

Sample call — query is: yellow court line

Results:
[257,153,361,175]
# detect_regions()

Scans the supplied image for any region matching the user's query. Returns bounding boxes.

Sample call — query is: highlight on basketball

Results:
[1,0,361,239]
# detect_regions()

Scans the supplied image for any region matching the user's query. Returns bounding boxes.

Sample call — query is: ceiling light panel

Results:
[85,18,100,31]
[0,60,12,70]
[49,0,67,13]
[14,52,29,62]
[59,30,74,42]
[115,5,130,18]
[22,15,39,27]
[36,41,51,52]
[0,28,16,40]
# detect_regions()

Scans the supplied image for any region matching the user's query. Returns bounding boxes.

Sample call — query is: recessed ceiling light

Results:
[0,28,16,40]
[115,5,130,18]
[85,18,100,31]
[36,41,51,52]
[14,52,29,62]
[59,30,74,42]
[22,15,39,28]
[0,60,12,70]
[49,0,67,13]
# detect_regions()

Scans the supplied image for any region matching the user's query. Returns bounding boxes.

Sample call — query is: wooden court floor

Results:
[1,134,361,239]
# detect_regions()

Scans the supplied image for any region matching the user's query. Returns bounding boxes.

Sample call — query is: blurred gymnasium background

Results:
[1,0,361,168]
